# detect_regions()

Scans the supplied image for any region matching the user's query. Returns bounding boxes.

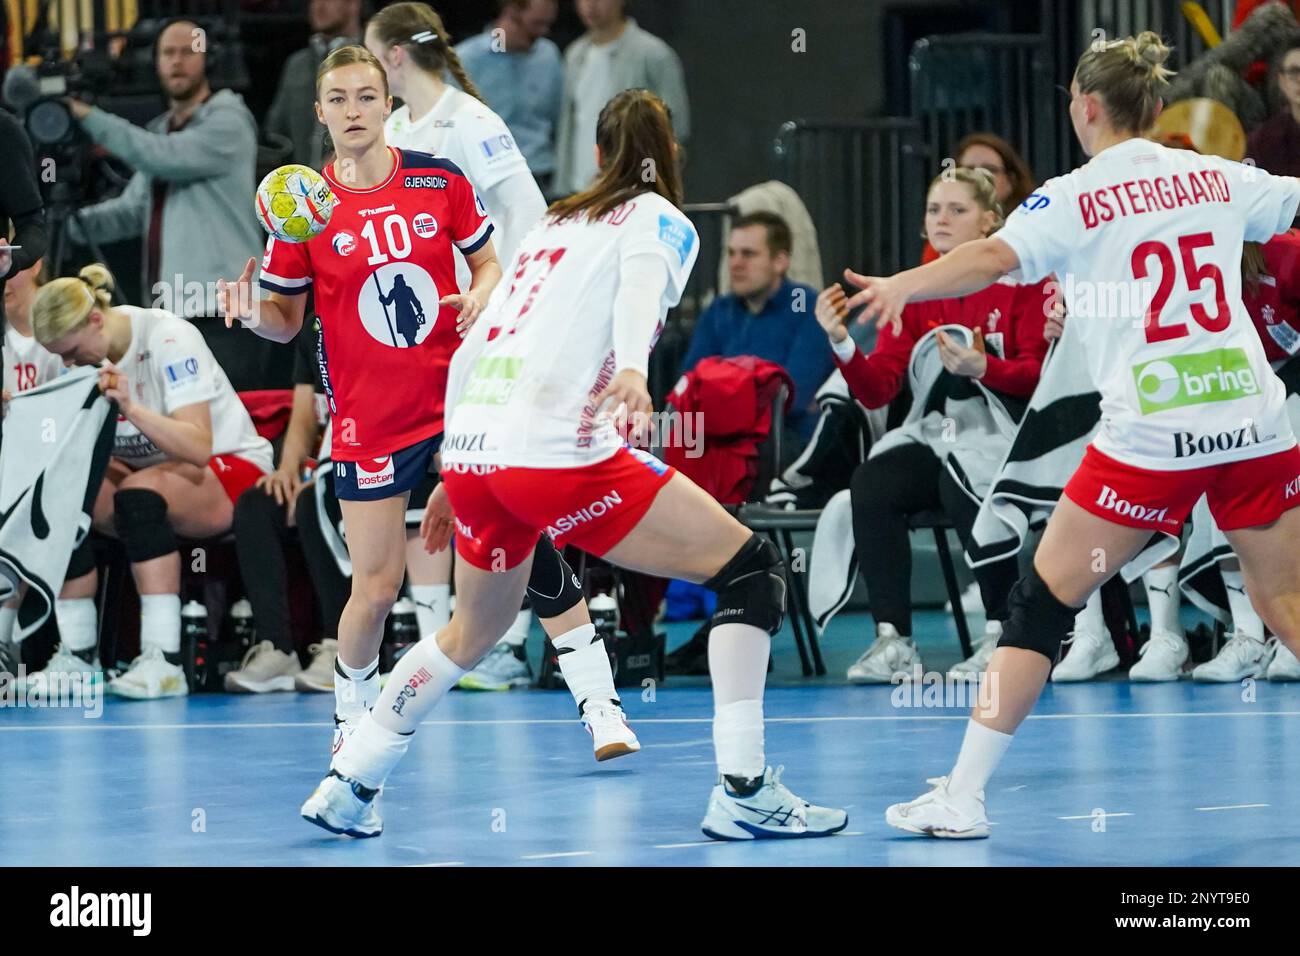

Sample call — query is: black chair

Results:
[908,510,974,660]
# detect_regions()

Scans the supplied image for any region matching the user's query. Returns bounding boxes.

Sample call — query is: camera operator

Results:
[64,18,287,389]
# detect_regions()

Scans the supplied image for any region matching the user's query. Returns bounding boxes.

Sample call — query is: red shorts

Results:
[441,447,676,570]
[208,454,267,504]
[1063,444,1300,534]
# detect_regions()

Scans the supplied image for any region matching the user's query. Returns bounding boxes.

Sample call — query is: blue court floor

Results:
[4,610,1299,867]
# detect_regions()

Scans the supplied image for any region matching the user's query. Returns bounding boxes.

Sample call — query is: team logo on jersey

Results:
[1021,193,1050,211]
[357,263,440,348]
[412,213,439,239]
[332,231,358,257]
[164,357,200,388]
[1263,304,1277,325]
[1131,348,1259,415]
[479,133,516,159]
[658,214,695,265]
[354,455,396,489]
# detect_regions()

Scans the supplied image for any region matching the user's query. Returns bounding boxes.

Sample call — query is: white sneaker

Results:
[16,644,102,700]
[1267,641,1300,681]
[886,775,989,839]
[457,641,532,691]
[700,765,848,840]
[944,581,983,616]
[846,623,920,684]
[294,639,337,693]
[107,647,188,700]
[1052,627,1119,682]
[1192,631,1276,682]
[948,621,1000,680]
[1128,630,1187,682]
[581,702,641,761]
[223,640,301,693]
[300,771,382,838]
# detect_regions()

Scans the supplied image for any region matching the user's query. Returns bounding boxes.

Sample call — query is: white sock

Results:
[55,598,98,653]
[709,622,771,779]
[1221,569,1264,641]
[409,583,450,637]
[1143,564,1181,635]
[552,623,617,712]
[371,631,466,735]
[501,608,531,647]
[0,604,19,646]
[140,594,180,655]
[334,652,381,722]
[333,712,411,791]
[947,719,1013,795]
[1074,590,1104,636]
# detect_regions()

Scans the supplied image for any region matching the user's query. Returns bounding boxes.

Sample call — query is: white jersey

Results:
[386,88,538,287]
[443,192,699,468]
[111,306,273,472]
[998,138,1300,470]
[4,325,65,396]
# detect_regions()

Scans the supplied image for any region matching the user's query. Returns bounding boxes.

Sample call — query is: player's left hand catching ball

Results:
[595,369,654,446]
[98,361,131,413]
[842,268,908,337]
[420,481,456,555]
[440,291,486,336]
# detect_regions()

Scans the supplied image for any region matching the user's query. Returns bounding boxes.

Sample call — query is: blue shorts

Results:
[332,433,443,502]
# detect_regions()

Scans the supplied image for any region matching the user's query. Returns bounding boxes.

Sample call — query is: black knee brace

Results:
[113,489,178,563]
[526,536,584,620]
[703,534,786,635]
[65,537,96,579]
[996,565,1081,663]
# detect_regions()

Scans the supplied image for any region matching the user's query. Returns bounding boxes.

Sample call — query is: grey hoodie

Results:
[70,88,263,318]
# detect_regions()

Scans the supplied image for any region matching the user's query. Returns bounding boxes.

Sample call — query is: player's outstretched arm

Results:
[843,237,1020,335]
[217,257,306,343]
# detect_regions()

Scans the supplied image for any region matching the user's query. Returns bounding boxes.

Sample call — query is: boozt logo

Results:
[1096,485,1170,524]
[1172,422,1261,459]
[1132,348,1259,415]
[443,432,487,453]
[1286,475,1300,499]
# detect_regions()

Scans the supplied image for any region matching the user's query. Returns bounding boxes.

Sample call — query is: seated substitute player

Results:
[219,45,637,760]
[26,263,273,699]
[844,33,1300,838]
[301,89,849,842]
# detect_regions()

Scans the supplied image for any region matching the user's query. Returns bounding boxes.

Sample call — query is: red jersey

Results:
[1244,230,1300,364]
[834,276,1052,409]
[259,147,493,460]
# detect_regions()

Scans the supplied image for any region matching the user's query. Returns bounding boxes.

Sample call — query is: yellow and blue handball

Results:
[255,164,337,243]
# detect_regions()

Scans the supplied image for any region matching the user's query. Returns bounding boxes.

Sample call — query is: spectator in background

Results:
[680,211,832,447]
[921,133,1035,263]
[554,0,689,195]
[66,19,283,389]
[265,0,364,170]
[1246,40,1300,179]
[456,0,563,195]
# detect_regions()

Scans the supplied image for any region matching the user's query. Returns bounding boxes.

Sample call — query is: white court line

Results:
[520,850,592,860]
[405,861,465,867]
[655,841,719,849]
[1058,812,1133,821]
[5,710,1300,733]
[1195,803,1270,812]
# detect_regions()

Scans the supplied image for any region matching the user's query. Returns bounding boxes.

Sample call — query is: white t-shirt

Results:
[568,44,616,192]
[998,138,1300,470]
[4,326,66,396]
[111,306,273,472]
[443,192,699,468]
[386,88,537,287]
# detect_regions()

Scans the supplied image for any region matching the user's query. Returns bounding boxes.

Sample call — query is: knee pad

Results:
[996,566,1080,663]
[703,534,786,635]
[65,537,96,580]
[525,536,584,620]
[113,489,177,563]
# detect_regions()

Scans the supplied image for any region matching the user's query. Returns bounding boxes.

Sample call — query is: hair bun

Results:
[1134,31,1170,70]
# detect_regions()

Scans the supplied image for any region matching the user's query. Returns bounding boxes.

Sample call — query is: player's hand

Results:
[65,98,92,120]
[1,388,10,419]
[98,361,131,413]
[256,466,302,507]
[440,291,485,336]
[843,268,907,337]
[595,368,654,446]
[420,481,455,555]
[815,283,851,344]
[217,257,258,328]
[937,328,987,378]
[0,246,12,277]
[1044,298,1067,342]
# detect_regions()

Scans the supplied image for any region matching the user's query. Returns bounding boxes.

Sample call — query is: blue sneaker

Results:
[701,766,848,840]
[300,771,383,838]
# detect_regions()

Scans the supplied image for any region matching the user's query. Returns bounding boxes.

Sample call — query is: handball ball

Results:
[255,164,336,243]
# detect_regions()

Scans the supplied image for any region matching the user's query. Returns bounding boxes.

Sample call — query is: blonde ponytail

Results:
[32,263,116,347]
[1076,30,1175,134]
